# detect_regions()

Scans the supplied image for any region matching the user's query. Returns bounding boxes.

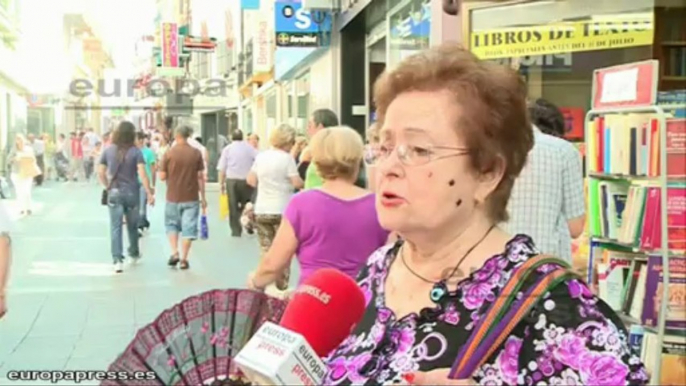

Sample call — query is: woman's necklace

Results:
[400,224,496,303]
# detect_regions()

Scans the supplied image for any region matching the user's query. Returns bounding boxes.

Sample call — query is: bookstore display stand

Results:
[585,105,671,383]
[584,60,685,384]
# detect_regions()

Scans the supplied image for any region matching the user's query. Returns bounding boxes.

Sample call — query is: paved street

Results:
[0,181,283,384]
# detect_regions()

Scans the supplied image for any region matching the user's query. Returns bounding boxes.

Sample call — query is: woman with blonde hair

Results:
[247,126,389,291]
[247,124,305,289]
[7,134,40,215]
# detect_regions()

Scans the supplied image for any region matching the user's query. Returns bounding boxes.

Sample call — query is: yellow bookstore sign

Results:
[471,14,653,60]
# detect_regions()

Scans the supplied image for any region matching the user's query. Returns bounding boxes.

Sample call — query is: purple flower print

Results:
[549,369,582,385]
[167,355,176,368]
[552,333,587,370]
[497,336,522,385]
[473,258,500,282]
[200,322,209,334]
[390,326,416,354]
[389,353,419,374]
[537,355,556,377]
[462,281,493,310]
[578,352,630,385]
[478,364,504,386]
[378,307,392,323]
[537,263,559,274]
[369,323,385,345]
[568,280,595,303]
[568,280,583,298]
[360,282,373,306]
[347,353,373,385]
[440,304,460,325]
[326,356,348,382]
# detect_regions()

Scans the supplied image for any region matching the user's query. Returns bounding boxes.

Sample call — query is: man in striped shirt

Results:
[502,99,585,262]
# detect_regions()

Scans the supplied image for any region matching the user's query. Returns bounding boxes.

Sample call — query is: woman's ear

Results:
[475,155,506,203]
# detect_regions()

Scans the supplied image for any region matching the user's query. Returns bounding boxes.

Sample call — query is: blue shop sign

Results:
[275,1,332,34]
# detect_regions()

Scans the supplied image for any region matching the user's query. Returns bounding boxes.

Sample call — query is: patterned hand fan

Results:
[103,289,287,386]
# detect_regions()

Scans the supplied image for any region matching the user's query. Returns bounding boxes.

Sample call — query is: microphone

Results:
[235,268,366,385]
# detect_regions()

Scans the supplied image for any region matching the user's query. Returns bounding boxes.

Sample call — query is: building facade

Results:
[0,0,28,166]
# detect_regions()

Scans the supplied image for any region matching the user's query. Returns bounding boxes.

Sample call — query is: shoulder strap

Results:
[449,254,579,379]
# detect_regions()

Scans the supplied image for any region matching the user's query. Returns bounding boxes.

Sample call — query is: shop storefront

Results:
[339,0,432,133]
[461,0,686,291]
[461,0,685,141]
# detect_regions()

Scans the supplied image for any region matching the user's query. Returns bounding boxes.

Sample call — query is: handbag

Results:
[200,211,209,240]
[101,156,124,206]
[449,254,580,379]
[219,193,229,219]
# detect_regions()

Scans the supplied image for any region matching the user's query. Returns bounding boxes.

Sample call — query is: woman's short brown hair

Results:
[310,126,364,181]
[373,43,533,223]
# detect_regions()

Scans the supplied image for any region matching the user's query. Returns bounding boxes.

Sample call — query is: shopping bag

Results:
[200,212,209,240]
[219,193,229,219]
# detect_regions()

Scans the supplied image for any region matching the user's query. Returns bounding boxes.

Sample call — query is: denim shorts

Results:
[165,201,200,239]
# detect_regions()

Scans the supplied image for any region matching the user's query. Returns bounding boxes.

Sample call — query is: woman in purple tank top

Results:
[247,126,390,290]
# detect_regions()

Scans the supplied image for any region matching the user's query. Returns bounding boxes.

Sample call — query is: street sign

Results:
[275,1,330,48]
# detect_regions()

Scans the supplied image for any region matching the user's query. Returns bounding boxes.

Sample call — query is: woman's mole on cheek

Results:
[449,179,455,186]
[428,172,433,178]
[456,199,462,207]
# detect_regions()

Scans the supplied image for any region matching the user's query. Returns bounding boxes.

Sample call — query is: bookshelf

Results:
[654,7,686,91]
[585,99,686,384]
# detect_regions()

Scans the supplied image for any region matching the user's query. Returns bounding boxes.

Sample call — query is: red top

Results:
[71,138,83,158]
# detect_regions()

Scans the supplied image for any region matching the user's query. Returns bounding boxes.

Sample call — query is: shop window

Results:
[388,0,431,69]
[468,2,656,141]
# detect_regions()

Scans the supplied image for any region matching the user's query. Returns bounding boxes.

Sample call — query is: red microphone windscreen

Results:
[279,268,366,357]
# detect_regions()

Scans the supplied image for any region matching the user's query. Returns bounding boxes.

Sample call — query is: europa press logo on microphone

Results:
[295,285,331,304]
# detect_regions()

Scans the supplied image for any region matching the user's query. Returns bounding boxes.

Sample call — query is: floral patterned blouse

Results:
[324,235,649,385]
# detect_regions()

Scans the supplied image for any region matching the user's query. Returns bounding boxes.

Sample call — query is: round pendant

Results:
[430,281,448,303]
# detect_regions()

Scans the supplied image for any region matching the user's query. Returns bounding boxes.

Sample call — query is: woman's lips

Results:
[380,191,405,207]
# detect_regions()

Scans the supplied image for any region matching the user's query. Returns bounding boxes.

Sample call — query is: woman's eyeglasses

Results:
[375,144,470,166]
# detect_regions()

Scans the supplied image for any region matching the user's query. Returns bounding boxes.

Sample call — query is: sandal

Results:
[168,254,180,267]
[179,260,190,270]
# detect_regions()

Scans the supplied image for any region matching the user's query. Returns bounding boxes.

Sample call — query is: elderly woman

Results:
[247,124,304,290]
[248,126,389,290]
[323,45,647,385]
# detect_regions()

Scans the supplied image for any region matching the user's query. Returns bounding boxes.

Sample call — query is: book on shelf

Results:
[641,331,686,386]
[590,182,686,250]
[658,90,686,119]
[642,255,686,330]
[593,245,686,329]
[587,115,685,178]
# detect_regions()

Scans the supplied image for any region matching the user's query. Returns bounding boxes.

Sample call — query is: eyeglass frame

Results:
[374,143,471,166]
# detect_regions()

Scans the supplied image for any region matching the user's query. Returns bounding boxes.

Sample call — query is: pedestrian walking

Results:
[248,126,388,291]
[29,134,45,186]
[136,132,156,234]
[7,134,39,215]
[98,121,154,273]
[218,130,257,237]
[159,125,206,270]
[246,124,304,289]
